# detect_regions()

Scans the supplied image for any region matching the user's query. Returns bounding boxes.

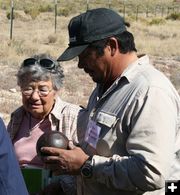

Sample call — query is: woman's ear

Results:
[108,37,119,56]
[54,90,59,99]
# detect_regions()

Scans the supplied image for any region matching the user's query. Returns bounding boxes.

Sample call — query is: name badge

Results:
[85,119,101,149]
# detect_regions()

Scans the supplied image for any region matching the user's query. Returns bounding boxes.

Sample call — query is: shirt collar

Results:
[121,54,150,82]
[97,55,150,98]
[51,96,68,120]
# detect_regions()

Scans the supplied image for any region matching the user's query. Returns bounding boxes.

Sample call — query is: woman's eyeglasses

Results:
[22,58,57,71]
[21,87,53,97]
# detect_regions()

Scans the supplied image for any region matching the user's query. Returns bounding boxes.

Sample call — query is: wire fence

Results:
[2,0,180,40]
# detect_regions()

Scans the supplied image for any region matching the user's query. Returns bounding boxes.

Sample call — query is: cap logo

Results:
[69,36,76,43]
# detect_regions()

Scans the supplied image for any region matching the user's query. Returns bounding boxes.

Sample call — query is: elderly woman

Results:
[7,54,80,195]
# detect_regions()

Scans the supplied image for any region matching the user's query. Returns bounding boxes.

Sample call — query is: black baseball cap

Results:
[58,8,127,61]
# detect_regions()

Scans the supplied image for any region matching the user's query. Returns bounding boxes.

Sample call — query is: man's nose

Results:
[78,62,83,69]
[78,61,84,69]
[78,57,86,69]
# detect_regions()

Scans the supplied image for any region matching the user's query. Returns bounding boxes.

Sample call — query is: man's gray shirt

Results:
[78,55,180,195]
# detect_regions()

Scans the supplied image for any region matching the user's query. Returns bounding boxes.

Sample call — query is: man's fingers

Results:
[41,146,62,156]
[42,155,60,162]
[68,140,76,149]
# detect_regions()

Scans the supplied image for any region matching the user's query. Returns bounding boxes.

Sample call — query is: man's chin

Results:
[92,77,103,83]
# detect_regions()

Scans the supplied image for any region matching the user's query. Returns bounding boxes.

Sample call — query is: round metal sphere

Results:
[36,131,69,156]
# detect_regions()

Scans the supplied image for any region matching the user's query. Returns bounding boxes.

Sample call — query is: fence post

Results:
[86,0,89,10]
[123,3,126,18]
[108,0,111,9]
[154,5,158,17]
[167,6,170,16]
[136,5,139,21]
[54,0,57,33]
[146,4,149,17]
[10,0,14,40]
[161,6,164,17]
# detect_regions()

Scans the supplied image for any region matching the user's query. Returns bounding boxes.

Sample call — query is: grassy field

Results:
[0,0,178,11]
[0,0,180,124]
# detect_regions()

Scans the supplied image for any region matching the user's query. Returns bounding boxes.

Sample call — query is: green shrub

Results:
[6,11,25,20]
[148,18,166,25]
[166,12,180,20]
[6,11,15,20]
[57,7,70,17]
[24,6,40,19]
[0,0,10,10]
[39,4,54,12]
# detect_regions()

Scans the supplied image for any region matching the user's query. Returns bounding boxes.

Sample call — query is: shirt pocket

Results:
[96,112,117,156]
[96,111,117,128]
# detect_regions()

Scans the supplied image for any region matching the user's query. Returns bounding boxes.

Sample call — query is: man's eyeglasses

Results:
[22,58,57,71]
[21,87,53,97]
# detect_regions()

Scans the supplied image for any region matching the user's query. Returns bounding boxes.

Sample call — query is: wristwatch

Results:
[81,156,93,178]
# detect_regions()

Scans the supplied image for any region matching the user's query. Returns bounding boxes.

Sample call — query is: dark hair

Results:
[88,39,109,56]
[88,31,137,56]
[115,31,137,53]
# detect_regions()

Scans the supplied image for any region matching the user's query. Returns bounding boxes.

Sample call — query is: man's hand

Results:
[40,145,89,176]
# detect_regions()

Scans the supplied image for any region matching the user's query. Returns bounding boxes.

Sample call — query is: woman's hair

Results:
[17,53,64,91]
[88,31,137,56]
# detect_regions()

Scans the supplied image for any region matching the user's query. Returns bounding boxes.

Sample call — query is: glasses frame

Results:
[21,88,53,97]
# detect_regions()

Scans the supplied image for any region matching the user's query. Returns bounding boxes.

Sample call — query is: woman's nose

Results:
[31,90,40,99]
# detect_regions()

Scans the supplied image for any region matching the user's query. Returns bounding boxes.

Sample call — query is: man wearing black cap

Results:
[41,8,180,195]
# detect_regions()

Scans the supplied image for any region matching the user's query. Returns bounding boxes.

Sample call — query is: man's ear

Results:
[108,37,119,56]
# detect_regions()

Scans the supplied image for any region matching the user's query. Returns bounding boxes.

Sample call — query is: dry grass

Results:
[132,19,180,56]
[0,8,180,125]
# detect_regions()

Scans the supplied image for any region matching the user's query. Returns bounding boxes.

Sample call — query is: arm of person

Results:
[41,145,89,176]
[0,118,28,195]
[40,86,179,192]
